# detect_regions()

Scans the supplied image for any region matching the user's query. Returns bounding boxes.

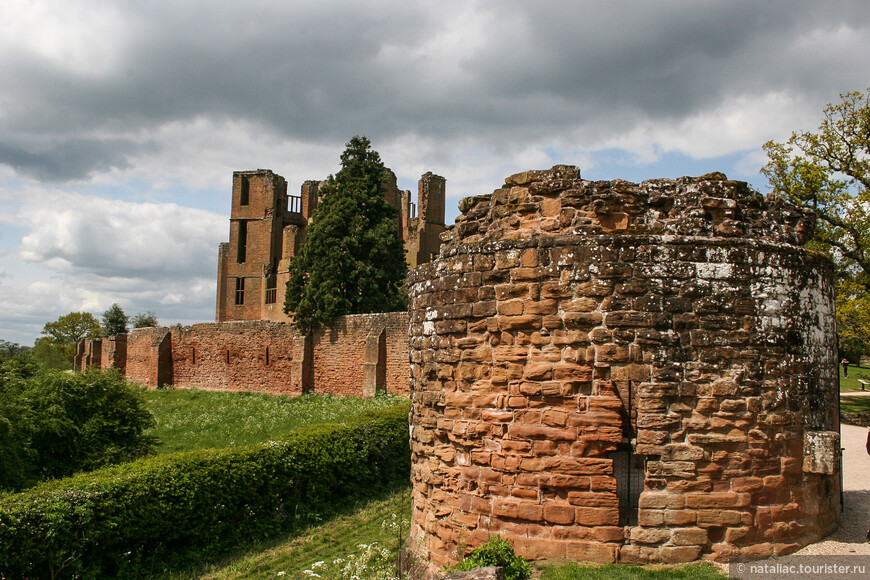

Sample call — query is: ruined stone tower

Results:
[407,166,839,569]
[216,168,446,322]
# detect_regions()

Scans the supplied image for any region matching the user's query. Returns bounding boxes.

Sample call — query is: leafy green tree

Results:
[0,340,23,362]
[131,311,159,328]
[284,136,408,333]
[102,303,129,336]
[762,88,870,285]
[836,278,870,361]
[38,311,101,366]
[762,88,870,360]
[31,336,72,370]
[0,355,36,490]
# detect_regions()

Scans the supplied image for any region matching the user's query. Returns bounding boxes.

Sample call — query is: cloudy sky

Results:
[1,0,868,346]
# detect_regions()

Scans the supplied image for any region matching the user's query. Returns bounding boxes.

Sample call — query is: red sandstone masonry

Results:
[407,166,840,573]
[312,312,409,397]
[86,312,409,397]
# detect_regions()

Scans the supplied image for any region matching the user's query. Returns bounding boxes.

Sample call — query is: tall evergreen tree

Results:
[284,136,408,334]
[102,303,129,336]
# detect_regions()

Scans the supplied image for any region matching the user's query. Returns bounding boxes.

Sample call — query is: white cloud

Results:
[0,0,129,77]
[592,92,820,163]
[18,190,224,279]
[0,189,225,344]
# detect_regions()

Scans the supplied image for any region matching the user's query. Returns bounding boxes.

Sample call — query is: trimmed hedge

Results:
[0,402,410,579]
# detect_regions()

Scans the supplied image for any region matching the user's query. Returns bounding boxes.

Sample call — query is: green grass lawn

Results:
[839,364,870,392]
[840,395,870,415]
[141,388,406,453]
[537,562,726,580]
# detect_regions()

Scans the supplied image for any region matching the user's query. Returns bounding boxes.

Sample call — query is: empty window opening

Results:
[265,346,270,366]
[226,349,231,364]
[235,277,245,305]
[192,347,196,365]
[239,176,249,205]
[237,221,248,263]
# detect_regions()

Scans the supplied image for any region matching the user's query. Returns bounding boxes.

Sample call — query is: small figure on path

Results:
[843,358,850,378]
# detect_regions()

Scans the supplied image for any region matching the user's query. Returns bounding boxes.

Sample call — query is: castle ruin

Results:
[216,168,446,322]
[76,165,444,396]
[76,161,842,569]
[407,166,840,569]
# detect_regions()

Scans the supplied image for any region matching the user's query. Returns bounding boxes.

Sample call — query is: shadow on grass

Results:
[139,484,412,580]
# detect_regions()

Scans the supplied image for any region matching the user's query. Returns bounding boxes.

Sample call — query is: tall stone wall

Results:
[83,312,410,397]
[311,312,411,397]
[407,167,839,569]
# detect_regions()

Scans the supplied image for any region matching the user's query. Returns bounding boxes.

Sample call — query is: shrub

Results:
[452,536,532,580]
[0,402,411,579]
[0,365,156,490]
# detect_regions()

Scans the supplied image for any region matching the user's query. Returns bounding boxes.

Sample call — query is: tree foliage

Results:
[102,303,129,336]
[284,136,408,334]
[36,311,102,368]
[0,340,24,363]
[0,359,156,491]
[762,88,870,285]
[762,88,870,359]
[131,311,159,328]
[836,278,870,361]
[30,337,72,370]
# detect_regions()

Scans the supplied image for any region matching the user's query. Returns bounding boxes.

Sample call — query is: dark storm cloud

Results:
[0,0,868,181]
[0,139,142,181]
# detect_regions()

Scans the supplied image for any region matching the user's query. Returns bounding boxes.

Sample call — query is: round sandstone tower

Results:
[407,166,839,571]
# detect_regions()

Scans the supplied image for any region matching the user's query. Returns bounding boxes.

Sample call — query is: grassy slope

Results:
[141,388,405,453]
[190,487,413,580]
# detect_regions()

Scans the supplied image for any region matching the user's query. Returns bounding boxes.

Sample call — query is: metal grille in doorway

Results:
[610,442,645,527]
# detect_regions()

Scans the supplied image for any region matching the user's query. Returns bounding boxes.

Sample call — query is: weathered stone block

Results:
[670,527,708,546]
[660,545,702,563]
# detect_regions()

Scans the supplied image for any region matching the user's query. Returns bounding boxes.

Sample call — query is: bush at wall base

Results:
[0,403,410,579]
[451,536,532,580]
